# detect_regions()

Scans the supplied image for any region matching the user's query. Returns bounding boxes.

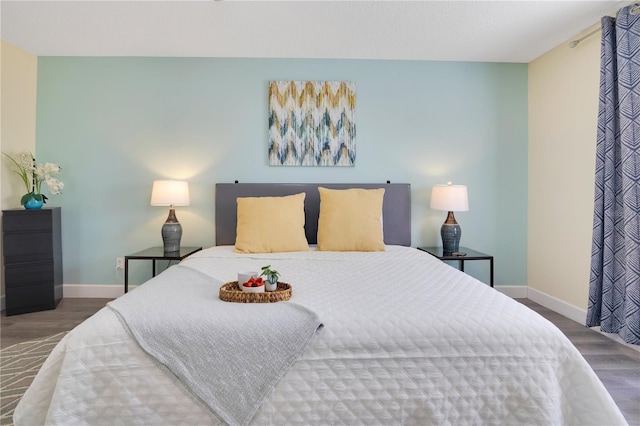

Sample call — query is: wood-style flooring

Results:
[1,298,639,424]
[1,298,113,349]
[517,298,640,425]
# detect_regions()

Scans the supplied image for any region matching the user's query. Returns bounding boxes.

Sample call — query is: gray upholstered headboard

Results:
[215,183,411,246]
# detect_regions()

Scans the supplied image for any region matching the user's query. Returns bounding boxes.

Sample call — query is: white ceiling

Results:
[0,0,629,63]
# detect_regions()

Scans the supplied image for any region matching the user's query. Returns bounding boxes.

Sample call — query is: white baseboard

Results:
[58,284,530,300]
[0,286,121,312]
[46,284,533,301]
[526,287,587,324]
[494,285,528,299]
[1,284,580,328]
[63,284,129,299]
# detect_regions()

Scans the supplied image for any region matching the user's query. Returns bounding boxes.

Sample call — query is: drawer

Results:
[3,211,53,232]
[4,261,54,288]
[3,233,53,257]
[5,283,57,316]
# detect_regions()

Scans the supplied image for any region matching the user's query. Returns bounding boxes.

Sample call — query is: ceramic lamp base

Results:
[441,223,461,256]
[161,208,182,253]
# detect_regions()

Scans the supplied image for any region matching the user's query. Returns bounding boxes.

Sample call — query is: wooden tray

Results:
[219,281,292,303]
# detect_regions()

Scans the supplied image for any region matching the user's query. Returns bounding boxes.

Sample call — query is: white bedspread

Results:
[15,246,627,425]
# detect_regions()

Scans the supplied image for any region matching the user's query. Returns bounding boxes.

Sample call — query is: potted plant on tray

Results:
[260,265,280,292]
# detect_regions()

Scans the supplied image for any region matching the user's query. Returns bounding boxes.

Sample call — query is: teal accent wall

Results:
[35,57,527,287]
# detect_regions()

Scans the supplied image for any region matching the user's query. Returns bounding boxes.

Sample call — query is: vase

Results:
[23,195,44,210]
[265,282,278,292]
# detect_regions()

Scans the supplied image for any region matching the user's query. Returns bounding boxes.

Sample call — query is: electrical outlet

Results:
[116,257,124,270]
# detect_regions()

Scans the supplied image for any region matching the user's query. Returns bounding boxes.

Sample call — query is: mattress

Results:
[14,245,627,425]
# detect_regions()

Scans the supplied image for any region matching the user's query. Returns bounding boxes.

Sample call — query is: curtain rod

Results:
[569,3,640,48]
[569,27,600,48]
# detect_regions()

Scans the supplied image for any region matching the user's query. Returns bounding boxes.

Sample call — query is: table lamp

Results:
[150,180,190,253]
[430,182,469,255]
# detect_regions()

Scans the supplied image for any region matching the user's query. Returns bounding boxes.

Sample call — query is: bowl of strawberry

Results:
[241,276,265,293]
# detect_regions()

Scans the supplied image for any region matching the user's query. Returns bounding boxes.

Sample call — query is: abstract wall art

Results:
[268,81,356,166]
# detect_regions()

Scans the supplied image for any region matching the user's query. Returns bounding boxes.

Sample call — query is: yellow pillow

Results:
[234,193,309,253]
[317,187,385,251]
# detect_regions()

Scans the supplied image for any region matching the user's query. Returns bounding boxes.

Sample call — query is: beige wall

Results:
[1,40,38,302]
[528,30,601,311]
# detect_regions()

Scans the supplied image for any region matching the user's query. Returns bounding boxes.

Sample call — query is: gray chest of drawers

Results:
[2,207,63,316]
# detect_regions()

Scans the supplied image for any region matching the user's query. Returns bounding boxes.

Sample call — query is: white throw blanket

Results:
[107,265,323,426]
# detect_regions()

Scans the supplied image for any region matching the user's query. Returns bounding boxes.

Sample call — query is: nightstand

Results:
[124,246,202,293]
[417,246,494,287]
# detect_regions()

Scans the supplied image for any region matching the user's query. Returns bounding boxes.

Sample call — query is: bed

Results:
[14,183,627,425]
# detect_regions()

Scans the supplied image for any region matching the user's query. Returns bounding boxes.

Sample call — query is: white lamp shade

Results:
[150,180,190,206]
[430,183,469,212]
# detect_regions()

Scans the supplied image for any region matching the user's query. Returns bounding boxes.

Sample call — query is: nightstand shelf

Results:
[417,246,494,287]
[124,246,202,293]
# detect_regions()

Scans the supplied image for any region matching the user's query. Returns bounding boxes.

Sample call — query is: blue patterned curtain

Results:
[587,6,640,345]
